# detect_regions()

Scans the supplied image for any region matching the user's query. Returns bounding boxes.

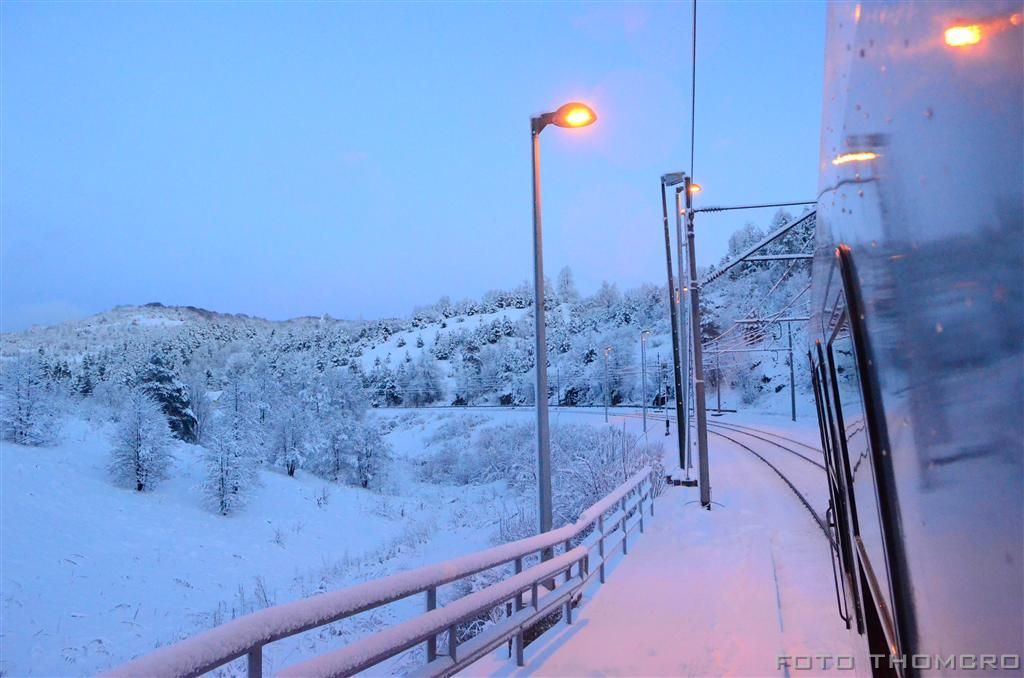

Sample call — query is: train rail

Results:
[706,428,831,545]
[706,421,825,470]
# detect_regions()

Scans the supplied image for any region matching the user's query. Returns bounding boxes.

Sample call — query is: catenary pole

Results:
[674,188,690,459]
[660,178,688,472]
[684,176,712,508]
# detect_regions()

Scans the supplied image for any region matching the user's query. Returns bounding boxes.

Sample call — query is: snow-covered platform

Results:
[465,434,853,676]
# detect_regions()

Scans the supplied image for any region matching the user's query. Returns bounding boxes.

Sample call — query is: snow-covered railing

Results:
[106,467,657,678]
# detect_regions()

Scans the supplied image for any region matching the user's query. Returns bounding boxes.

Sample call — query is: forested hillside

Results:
[1,210,813,507]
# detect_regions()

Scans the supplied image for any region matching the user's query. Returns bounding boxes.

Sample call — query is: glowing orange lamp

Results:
[944,24,982,46]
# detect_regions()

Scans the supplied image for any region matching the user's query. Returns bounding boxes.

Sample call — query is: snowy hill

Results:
[0,411,517,676]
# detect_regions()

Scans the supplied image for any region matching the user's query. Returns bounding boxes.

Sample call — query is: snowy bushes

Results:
[420,420,664,528]
[1,355,60,446]
[108,389,174,491]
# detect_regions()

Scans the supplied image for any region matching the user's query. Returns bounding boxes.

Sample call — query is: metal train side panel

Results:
[813,0,1023,672]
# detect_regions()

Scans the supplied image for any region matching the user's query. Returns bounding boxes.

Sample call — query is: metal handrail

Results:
[106,467,656,678]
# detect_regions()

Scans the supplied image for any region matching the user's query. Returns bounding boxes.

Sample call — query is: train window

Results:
[815,340,865,633]
[828,303,900,663]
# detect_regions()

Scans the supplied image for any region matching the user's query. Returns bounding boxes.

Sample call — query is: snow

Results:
[0,414,504,676]
[278,546,589,678]
[2,392,850,677]
[0,406,650,676]
[467,411,855,677]
[107,456,649,677]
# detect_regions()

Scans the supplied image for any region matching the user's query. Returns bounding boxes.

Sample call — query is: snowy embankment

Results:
[0,412,514,676]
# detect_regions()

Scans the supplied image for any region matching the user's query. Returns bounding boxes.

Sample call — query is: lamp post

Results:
[530,102,596,544]
[640,330,651,432]
[603,346,613,423]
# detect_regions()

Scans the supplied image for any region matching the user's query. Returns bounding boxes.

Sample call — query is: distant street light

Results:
[530,101,597,548]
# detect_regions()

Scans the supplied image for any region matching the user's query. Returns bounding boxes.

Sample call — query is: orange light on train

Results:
[831,151,878,166]
[944,24,982,47]
[689,183,702,194]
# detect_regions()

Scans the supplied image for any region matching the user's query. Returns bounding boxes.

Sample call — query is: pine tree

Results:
[75,354,95,397]
[137,353,197,442]
[109,389,173,492]
[0,355,59,446]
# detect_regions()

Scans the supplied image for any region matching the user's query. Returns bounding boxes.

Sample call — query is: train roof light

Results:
[831,151,878,166]
[944,24,982,47]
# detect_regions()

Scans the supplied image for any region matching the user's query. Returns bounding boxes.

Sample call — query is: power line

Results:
[695,200,816,214]
[689,0,697,179]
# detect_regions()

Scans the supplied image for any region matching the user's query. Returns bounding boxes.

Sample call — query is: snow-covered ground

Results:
[466,410,854,677]
[1,402,846,676]
[0,411,524,676]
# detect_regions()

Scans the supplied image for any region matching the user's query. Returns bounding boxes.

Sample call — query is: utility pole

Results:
[556,365,561,410]
[660,174,688,472]
[684,175,712,508]
[656,352,664,410]
[788,321,796,422]
[640,330,650,432]
[673,188,690,464]
[603,346,612,423]
[715,344,722,413]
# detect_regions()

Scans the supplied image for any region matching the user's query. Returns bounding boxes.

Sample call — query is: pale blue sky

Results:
[1,1,825,331]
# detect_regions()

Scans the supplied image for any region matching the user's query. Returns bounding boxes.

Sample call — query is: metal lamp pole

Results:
[529,102,597,545]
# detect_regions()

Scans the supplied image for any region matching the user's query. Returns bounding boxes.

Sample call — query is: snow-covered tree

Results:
[202,361,260,514]
[406,354,444,406]
[109,389,173,492]
[356,424,390,490]
[183,367,213,445]
[557,266,579,304]
[267,397,306,477]
[0,355,60,446]
[137,353,197,442]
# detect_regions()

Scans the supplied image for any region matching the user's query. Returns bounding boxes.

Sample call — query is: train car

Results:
[809,2,1023,676]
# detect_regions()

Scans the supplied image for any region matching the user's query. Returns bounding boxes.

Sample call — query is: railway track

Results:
[706,428,832,545]
[706,420,821,453]
[616,410,831,544]
[706,421,824,470]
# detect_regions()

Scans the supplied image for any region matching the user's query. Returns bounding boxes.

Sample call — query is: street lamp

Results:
[530,101,597,546]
